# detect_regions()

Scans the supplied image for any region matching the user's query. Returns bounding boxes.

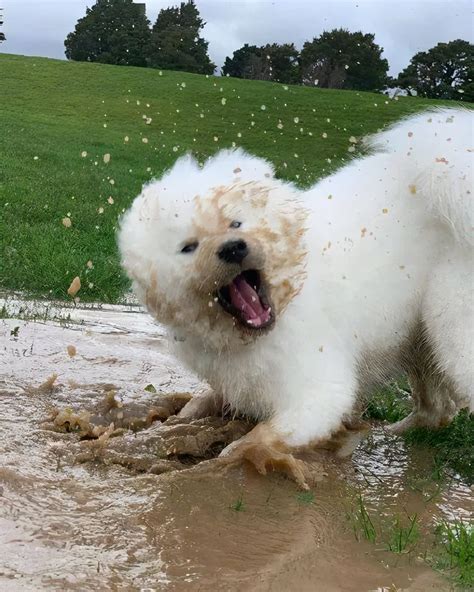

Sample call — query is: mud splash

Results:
[0,297,471,591]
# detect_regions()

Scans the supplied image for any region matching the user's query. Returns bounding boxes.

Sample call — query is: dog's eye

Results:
[180,241,199,254]
[229,220,242,229]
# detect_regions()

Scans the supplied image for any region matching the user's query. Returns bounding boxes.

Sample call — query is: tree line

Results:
[64,0,473,101]
[0,7,5,43]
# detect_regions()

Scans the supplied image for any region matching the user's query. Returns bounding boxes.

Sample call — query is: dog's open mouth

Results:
[217,270,275,330]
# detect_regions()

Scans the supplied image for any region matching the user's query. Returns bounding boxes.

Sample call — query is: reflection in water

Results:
[0,297,470,591]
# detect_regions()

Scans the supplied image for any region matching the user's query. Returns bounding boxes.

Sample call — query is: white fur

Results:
[119,109,473,447]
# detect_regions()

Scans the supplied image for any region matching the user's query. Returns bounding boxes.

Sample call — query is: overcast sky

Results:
[1,0,472,76]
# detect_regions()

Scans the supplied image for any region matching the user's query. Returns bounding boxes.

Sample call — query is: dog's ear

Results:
[157,152,201,191]
[202,148,275,184]
[174,151,200,168]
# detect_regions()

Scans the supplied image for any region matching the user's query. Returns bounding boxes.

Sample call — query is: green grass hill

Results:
[0,53,444,301]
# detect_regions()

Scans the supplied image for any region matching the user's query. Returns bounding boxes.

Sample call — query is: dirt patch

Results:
[40,389,254,474]
[0,300,470,591]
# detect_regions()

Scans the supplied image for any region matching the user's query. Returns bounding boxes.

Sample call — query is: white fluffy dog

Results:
[119,108,473,487]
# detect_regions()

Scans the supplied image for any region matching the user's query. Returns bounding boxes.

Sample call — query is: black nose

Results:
[218,239,248,264]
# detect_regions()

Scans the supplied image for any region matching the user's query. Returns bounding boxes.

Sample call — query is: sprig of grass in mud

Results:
[351,495,419,553]
[352,494,377,543]
[296,491,315,505]
[10,325,20,338]
[387,513,419,554]
[349,495,472,586]
[230,493,245,512]
[433,520,474,588]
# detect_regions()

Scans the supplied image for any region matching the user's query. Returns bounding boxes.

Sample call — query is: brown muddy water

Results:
[0,297,472,591]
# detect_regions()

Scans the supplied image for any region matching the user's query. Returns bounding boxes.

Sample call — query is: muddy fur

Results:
[119,108,473,468]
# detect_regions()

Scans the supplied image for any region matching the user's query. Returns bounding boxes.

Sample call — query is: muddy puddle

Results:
[0,296,472,591]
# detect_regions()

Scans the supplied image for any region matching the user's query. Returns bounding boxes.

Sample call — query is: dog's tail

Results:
[367,108,473,248]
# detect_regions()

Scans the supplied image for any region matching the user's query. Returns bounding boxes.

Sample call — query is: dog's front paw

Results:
[220,423,311,490]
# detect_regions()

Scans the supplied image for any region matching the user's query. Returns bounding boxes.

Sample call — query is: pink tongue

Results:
[229,275,270,327]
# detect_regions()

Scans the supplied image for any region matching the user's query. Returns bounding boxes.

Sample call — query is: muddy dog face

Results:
[119,150,308,350]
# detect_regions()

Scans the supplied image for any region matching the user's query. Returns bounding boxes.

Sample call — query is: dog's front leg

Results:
[178,388,223,419]
[218,374,357,489]
[219,422,312,489]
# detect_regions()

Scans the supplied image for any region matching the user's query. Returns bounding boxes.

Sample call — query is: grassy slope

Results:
[0,53,444,301]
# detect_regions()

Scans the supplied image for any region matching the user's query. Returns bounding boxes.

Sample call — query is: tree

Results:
[222,43,300,84]
[222,44,263,79]
[148,1,215,74]
[397,40,474,101]
[0,7,5,43]
[300,29,389,91]
[64,0,151,67]
[263,43,300,84]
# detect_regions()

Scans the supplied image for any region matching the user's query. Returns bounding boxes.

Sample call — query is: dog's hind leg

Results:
[388,324,460,434]
[391,252,473,433]
[388,369,458,434]
[421,252,473,410]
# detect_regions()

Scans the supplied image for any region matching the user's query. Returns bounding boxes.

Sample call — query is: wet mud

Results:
[0,297,471,591]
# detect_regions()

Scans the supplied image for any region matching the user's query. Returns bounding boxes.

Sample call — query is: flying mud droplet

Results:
[67,345,77,358]
[67,276,81,298]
